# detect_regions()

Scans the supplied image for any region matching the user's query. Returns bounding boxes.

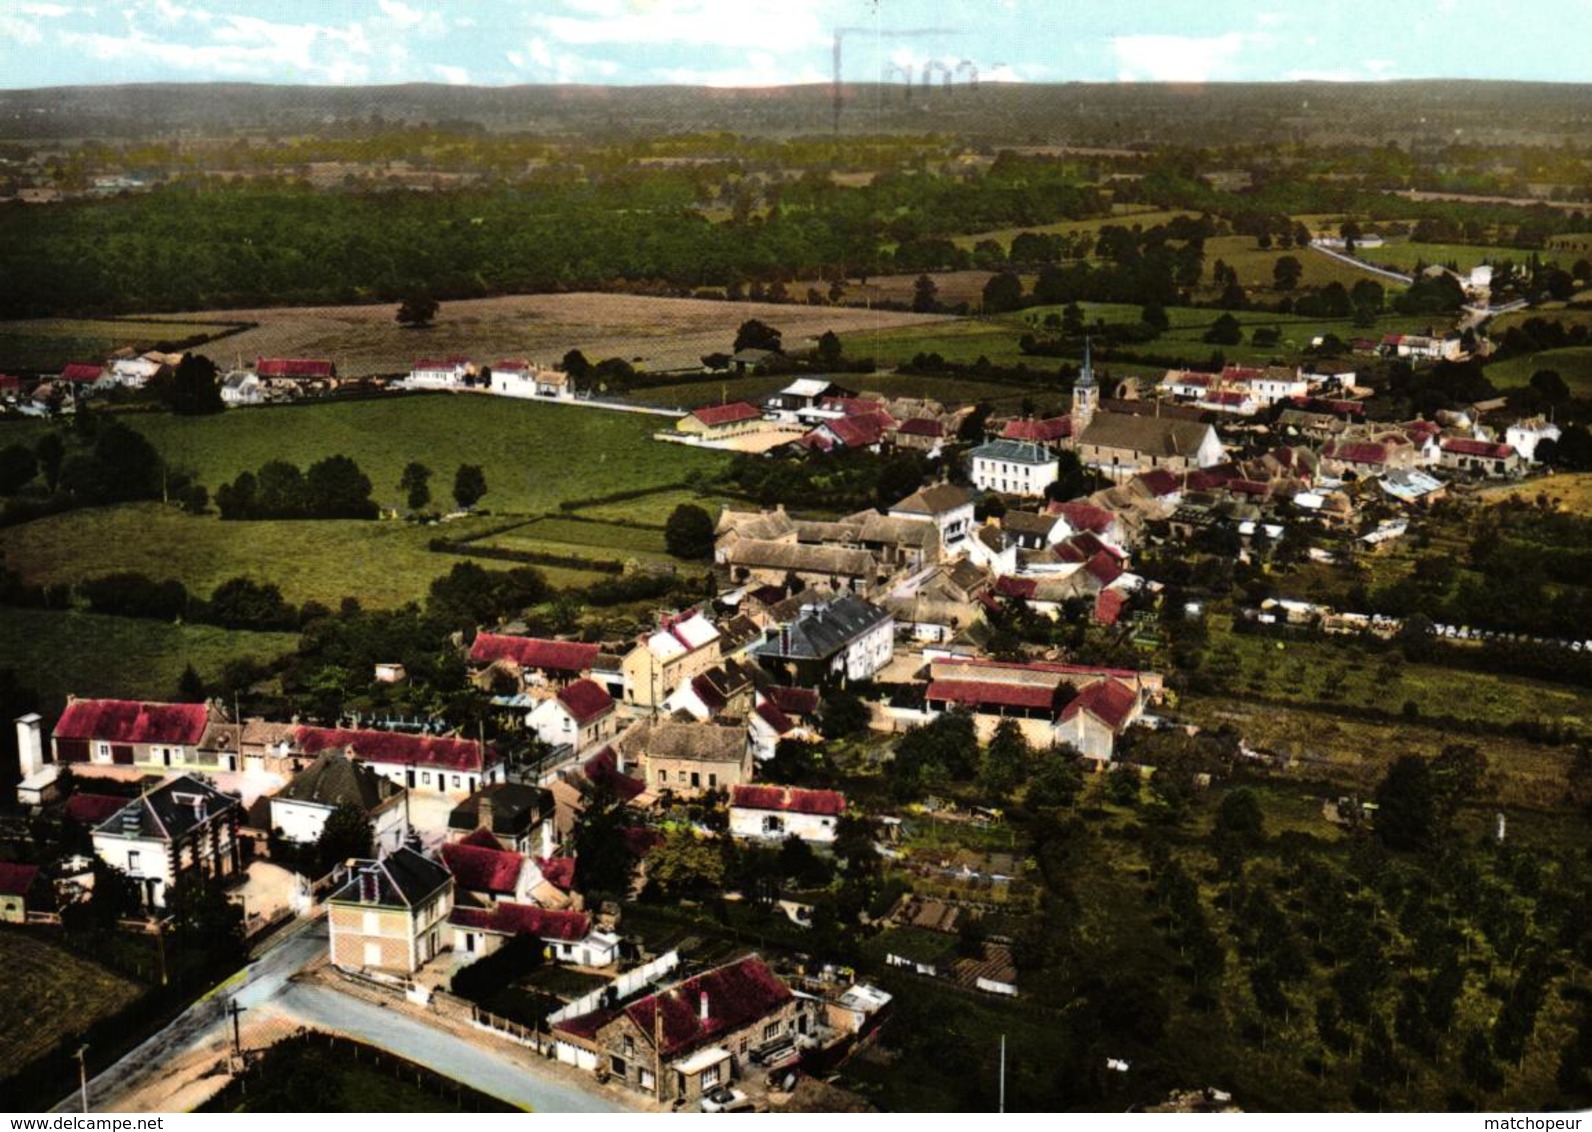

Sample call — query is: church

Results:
[1069,342,1225,483]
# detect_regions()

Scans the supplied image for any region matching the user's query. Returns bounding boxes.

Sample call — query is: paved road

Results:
[1307,242,1414,285]
[53,919,328,1113]
[275,983,628,1113]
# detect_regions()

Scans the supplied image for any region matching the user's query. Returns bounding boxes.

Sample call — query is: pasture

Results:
[0,317,247,371]
[127,292,951,378]
[1358,241,1533,273]
[0,606,298,711]
[1484,345,1592,394]
[0,930,146,1072]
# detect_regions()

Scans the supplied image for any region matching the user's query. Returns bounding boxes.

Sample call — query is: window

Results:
[363,911,380,933]
[453,775,462,788]
[658,769,668,783]
[422,772,432,786]
[610,1055,627,1079]
[764,1022,781,1041]
[95,742,111,761]
[639,1069,655,1092]
[701,1064,720,1089]
[623,1036,635,1056]
[708,774,717,788]
[691,772,700,788]
[363,942,382,967]
[170,748,185,765]
[127,850,141,872]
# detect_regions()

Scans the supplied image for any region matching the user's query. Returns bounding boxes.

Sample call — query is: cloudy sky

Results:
[0,0,1586,89]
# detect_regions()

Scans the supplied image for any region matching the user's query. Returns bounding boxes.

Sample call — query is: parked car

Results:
[700,1085,751,1113]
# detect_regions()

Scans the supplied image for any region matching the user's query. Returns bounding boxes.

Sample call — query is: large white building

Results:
[968,439,1060,497]
[729,785,846,844]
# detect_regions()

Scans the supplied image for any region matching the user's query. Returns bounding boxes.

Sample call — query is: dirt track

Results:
[149,293,951,378]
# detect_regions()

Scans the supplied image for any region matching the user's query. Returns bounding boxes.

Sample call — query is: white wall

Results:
[729,807,838,844]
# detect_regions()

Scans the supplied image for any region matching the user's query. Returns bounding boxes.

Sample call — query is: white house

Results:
[752,595,893,686]
[525,679,617,753]
[968,439,1060,497]
[450,903,619,968]
[107,356,165,389]
[488,359,536,397]
[406,356,474,388]
[268,750,408,853]
[90,775,242,908]
[729,784,845,844]
[289,726,502,799]
[1505,418,1562,463]
[220,371,264,406]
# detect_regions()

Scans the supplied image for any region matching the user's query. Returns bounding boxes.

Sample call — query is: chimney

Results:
[479,791,495,837]
[699,991,710,1021]
[15,714,43,778]
[613,744,626,776]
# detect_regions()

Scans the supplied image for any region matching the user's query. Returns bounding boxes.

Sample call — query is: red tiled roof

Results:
[493,358,531,372]
[926,679,1058,712]
[754,700,796,735]
[1137,468,1180,497]
[60,363,103,383]
[895,417,944,437]
[450,901,590,941]
[65,793,130,826]
[469,634,599,674]
[293,726,490,772]
[1441,437,1514,459]
[1001,416,1072,442]
[935,656,1145,681]
[54,699,208,746]
[1085,550,1123,587]
[1405,419,1441,436]
[601,955,794,1060]
[1094,588,1127,626]
[765,686,819,718]
[535,856,576,891]
[689,401,763,428]
[1324,441,1392,466]
[1164,370,1215,389]
[820,397,883,416]
[1220,365,1263,382]
[1067,530,1123,562]
[557,679,614,724]
[731,784,845,816]
[583,747,646,801]
[0,862,40,897]
[994,577,1038,600]
[458,827,502,849]
[1050,501,1116,534]
[815,411,892,449]
[440,841,524,895]
[0,374,21,391]
[257,357,334,378]
[1227,479,1272,496]
[1203,390,1252,407]
[1059,679,1139,731]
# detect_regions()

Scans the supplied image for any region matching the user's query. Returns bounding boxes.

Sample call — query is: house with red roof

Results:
[450,901,619,968]
[440,831,536,906]
[526,679,617,754]
[804,410,893,453]
[677,401,766,440]
[1055,678,1145,766]
[999,416,1074,449]
[0,863,45,923]
[729,785,845,844]
[1437,437,1523,478]
[51,696,220,776]
[60,362,105,386]
[469,633,600,690]
[550,953,816,1103]
[256,357,336,381]
[291,725,501,798]
[891,415,946,453]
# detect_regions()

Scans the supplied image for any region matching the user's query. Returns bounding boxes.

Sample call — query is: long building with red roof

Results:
[550,954,816,1103]
[51,697,220,773]
[256,357,335,380]
[677,401,765,439]
[291,725,499,798]
[468,633,600,688]
[729,785,846,844]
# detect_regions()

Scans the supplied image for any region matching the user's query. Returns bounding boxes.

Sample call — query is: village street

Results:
[53,918,630,1114]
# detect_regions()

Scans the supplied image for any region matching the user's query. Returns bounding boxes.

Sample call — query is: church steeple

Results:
[1071,335,1098,438]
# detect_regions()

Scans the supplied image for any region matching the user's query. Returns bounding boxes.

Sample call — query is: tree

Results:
[1027,747,1083,809]
[562,349,592,381]
[0,444,38,494]
[1529,369,1571,405]
[398,461,432,512]
[176,663,205,703]
[84,858,141,929]
[316,802,374,875]
[646,829,725,899]
[981,271,1025,314]
[35,433,65,492]
[305,455,377,519]
[664,503,715,559]
[206,576,296,630]
[818,688,870,740]
[733,319,783,354]
[395,291,439,328]
[167,879,245,962]
[453,464,488,510]
[1374,755,1436,851]
[911,274,939,314]
[1216,787,1265,842]
[1272,255,1303,290]
[1203,312,1244,345]
[572,782,638,899]
[166,353,224,416]
[815,330,843,368]
[978,718,1031,800]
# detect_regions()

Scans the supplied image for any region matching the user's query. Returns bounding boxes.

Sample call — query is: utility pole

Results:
[227,999,247,1060]
[998,1034,1005,1114]
[75,1044,89,1113]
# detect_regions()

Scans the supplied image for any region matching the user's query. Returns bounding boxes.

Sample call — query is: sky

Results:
[0,0,1588,90]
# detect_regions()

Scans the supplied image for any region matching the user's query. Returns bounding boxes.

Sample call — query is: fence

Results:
[547,949,682,1024]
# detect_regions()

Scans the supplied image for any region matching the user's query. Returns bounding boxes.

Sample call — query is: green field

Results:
[480,515,676,568]
[0,606,297,711]
[3,396,729,518]
[0,317,247,370]
[1357,241,1532,273]
[950,209,1201,252]
[1484,345,1592,393]
[0,502,593,608]
[1202,235,1397,294]
[0,930,146,1071]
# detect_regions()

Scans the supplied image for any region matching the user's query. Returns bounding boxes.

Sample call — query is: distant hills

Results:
[3,79,1591,147]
